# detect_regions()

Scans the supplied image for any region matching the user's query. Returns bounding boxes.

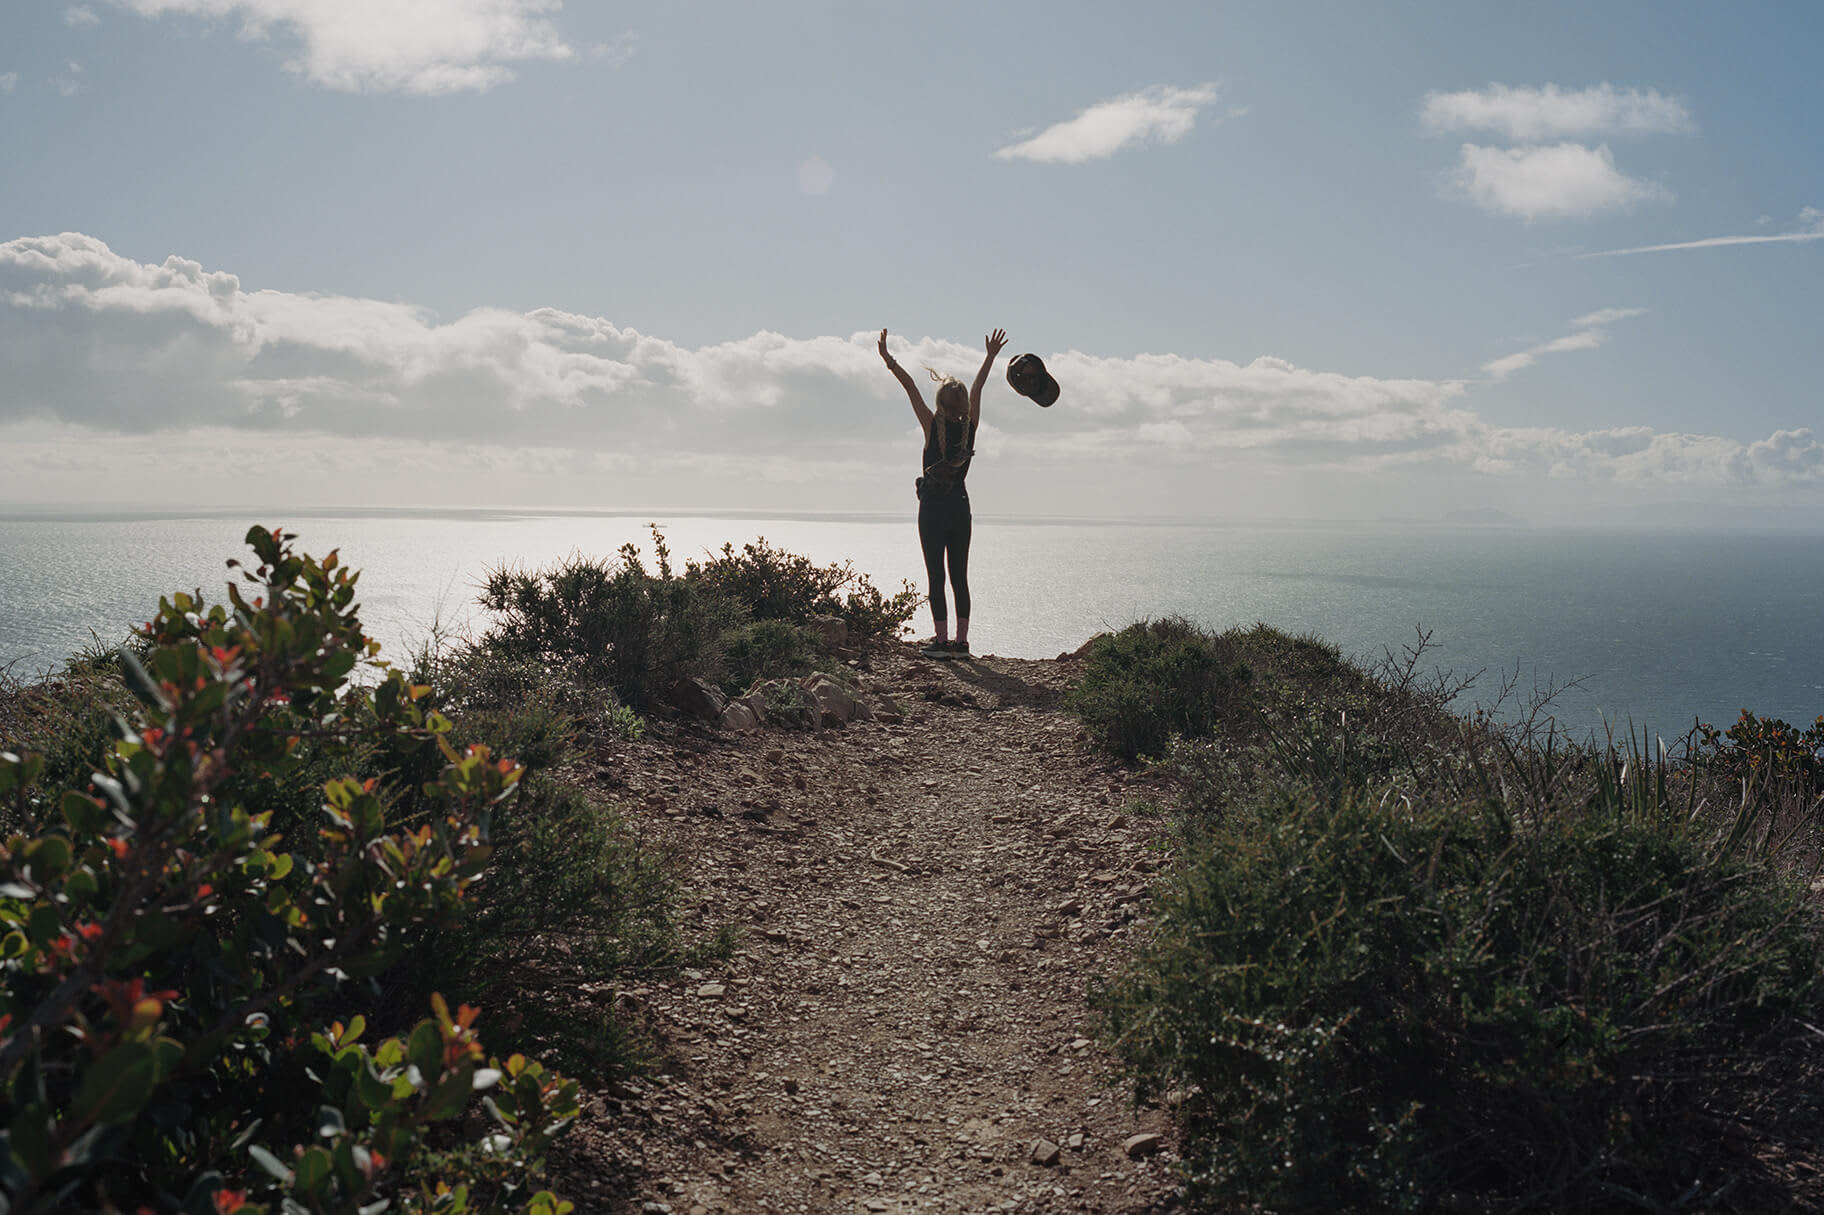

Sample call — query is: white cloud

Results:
[1582,207,1824,257]
[1570,307,1649,328]
[994,84,1221,165]
[3,234,1817,509]
[1482,351,1537,379]
[1421,83,1693,141]
[111,0,577,93]
[65,5,100,28]
[1483,307,1645,380]
[1463,426,1824,488]
[0,74,16,94]
[1449,142,1669,220]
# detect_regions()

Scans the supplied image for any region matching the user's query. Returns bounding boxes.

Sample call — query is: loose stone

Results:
[1123,1132,1164,1159]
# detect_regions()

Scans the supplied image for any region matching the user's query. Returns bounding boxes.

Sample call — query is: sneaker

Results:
[920,639,954,660]
[948,639,972,658]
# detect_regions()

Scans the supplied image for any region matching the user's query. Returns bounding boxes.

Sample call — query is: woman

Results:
[878,326,1007,659]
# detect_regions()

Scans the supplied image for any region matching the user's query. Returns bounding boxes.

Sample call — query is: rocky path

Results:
[549,646,1185,1215]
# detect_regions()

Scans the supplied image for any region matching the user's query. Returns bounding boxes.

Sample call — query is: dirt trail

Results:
[549,646,1185,1215]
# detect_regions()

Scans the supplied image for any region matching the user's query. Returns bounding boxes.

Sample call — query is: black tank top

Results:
[920,416,976,500]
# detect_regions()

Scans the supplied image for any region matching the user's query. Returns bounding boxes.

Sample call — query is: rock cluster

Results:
[685,670,903,736]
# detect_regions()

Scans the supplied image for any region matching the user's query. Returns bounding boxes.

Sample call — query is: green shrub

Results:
[683,537,841,623]
[1221,622,1354,683]
[1066,618,1254,761]
[1691,711,1824,846]
[376,590,719,1076]
[683,537,920,645]
[1146,624,1488,824]
[0,527,577,1214]
[1092,620,1824,1209]
[755,679,815,730]
[478,531,741,711]
[478,530,919,713]
[1099,780,1824,1212]
[0,669,130,822]
[409,776,709,1073]
[719,619,821,695]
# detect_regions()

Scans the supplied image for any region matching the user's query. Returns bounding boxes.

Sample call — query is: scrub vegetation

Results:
[475,529,920,711]
[1077,618,1824,1213]
[6,527,1818,1213]
[0,526,919,1214]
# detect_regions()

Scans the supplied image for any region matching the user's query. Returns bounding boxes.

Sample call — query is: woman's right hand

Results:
[878,328,893,363]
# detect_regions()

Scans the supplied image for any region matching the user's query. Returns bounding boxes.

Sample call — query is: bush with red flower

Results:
[0,527,575,1214]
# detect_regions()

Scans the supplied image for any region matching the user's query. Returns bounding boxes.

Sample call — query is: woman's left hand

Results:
[985,328,1007,359]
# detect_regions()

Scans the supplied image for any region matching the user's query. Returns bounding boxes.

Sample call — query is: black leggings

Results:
[917,493,972,621]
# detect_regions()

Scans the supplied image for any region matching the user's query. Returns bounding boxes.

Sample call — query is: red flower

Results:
[93,977,179,1030]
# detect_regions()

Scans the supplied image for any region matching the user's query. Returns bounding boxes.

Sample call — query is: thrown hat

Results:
[1005,352,1059,408]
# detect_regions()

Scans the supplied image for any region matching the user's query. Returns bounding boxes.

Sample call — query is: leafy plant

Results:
[0,526,577,1213]
[1694,709,1824,792]
[478,529,919,713]
[718,619,821,695]
[1099,782,1824,1212]
[1085,617,1824,1212]
[479,530,742,712]
[1066,618,1254,761]
[683,537,920,645]
[410,775,707,1073]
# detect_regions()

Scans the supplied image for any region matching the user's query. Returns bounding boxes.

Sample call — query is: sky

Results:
[2,0,1821,525]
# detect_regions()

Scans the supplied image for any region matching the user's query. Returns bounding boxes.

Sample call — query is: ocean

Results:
[3,509,1821,741]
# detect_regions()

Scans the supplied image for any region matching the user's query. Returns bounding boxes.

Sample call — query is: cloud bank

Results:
[995,84,1221,164]
[110,0,578,93]
[2,234,1819,511]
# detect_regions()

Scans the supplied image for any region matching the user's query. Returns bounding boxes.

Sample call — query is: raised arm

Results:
[969,328,1008,427]
[878,328,932,433]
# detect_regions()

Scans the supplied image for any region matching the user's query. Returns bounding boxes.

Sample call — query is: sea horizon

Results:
[7,501,1824,534]
[4,508,1820,743]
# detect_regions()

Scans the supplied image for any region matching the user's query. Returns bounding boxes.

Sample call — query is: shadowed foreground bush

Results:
[1081,620,1824,1212]
[1099,787,1824,1212]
